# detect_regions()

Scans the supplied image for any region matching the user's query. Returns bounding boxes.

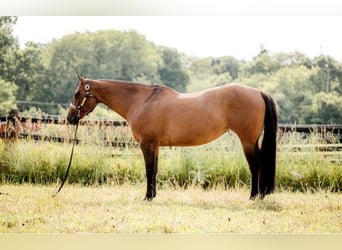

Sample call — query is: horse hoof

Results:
[249,193,258,200]
[143,196,154,202]
[259,193,266,200]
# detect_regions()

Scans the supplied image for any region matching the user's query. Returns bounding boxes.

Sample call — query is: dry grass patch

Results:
[0,184,341,233]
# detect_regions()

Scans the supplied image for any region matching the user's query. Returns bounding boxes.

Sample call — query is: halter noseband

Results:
[70,83,97,118]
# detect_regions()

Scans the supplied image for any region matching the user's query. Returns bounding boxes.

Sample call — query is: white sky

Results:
[12,16,342,61]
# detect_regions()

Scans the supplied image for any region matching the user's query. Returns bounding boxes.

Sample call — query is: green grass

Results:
[1,125,341,234]
[1,124,341,192]
[0,184,341,233]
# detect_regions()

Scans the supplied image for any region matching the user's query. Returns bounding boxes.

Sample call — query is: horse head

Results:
[67,73,98,125]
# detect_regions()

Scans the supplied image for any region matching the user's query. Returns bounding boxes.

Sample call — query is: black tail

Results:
[259,92,278,197]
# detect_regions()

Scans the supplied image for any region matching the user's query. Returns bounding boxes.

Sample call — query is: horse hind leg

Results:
[242,142,261,200]
[140,141,159,201]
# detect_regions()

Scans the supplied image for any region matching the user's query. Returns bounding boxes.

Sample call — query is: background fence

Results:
[1,116,342,144]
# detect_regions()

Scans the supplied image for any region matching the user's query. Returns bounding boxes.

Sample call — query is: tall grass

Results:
[276,131,342,192]
[0,122,341,192]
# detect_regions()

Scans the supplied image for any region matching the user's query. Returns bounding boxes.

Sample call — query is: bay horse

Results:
[67,74,278,200]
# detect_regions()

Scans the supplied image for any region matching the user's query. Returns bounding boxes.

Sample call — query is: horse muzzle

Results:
[67,108,80,125]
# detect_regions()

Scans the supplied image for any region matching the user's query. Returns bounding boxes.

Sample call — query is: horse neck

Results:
[91,80,149,120]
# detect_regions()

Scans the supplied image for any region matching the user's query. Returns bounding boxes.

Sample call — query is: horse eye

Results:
[74,92,80,98]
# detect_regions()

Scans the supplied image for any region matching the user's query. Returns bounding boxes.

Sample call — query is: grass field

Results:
[0,184,341,233]
[1,126,342,234]
[1,130,342,192]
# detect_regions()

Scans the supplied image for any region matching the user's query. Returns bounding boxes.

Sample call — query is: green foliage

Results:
[314,55,342,94]
[1,17,342,124]
[310,92,342,123]
[0,16,18,83]
[211,56,240,80]
[243,50,280,76]
[0,79,17,116]
[256,65,317,123]
[1,130,341,192]
[188,50,342,124]
[1,23,190,113]
[14,42,47,102]
[0,17,20,115]
[44,30,164,103]
[158,47,189,92]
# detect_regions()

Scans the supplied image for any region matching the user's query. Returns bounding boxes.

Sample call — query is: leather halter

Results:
[70,83,97,117]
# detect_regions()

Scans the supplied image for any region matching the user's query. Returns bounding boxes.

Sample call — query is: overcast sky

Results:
[12,16,342,61]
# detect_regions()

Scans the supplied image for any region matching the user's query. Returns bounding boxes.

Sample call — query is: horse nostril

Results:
[67,113,78,125]
[67,116,72,124]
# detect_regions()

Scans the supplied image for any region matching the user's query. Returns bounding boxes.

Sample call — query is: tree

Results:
[0,79,17,116]
[157,47,190,92]
[5,19,342,122]
[0,17,54,113]
[257,65,317,124]
[313,55,342,94]
[43,30,163,103]
[242,49,280,76]
[14,42,47,102]
[0,17,19,115]
[311,92,342,124]
[0,16,18,83]
[238,52,322,124]
[211,56,240,80]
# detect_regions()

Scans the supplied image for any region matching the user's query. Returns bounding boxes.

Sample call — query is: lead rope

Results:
[52,123,79,197]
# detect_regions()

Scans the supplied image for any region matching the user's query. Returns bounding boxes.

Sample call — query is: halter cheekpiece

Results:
[70,83,96,117]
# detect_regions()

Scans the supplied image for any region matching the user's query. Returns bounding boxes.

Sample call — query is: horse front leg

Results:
[140,141,159,201]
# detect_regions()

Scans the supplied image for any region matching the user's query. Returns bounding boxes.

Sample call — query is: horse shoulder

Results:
[127,85,179,141]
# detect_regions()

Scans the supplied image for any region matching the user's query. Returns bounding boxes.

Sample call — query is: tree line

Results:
[1,17,341,124]
[189,50,342,124]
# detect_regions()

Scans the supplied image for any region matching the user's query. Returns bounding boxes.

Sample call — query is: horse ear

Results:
[77,72,85,83]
